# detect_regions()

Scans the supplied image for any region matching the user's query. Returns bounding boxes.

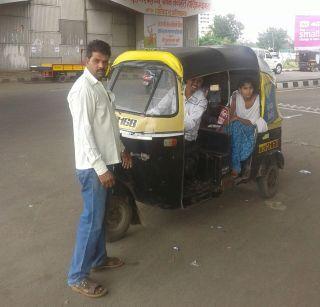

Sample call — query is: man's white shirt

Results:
[68,68,124,175]
[147,87,207,141]
[184,89,207,141]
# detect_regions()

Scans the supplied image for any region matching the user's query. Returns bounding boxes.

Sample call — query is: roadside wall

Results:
[0,2,30,70]
[0,0,137,70]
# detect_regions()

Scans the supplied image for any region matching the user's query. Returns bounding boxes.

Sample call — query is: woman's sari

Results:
[228,91,266,174]
[229,120,256,173]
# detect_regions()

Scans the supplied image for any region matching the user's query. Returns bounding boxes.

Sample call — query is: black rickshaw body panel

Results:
[251,127,283,178]
[115,134,184,209]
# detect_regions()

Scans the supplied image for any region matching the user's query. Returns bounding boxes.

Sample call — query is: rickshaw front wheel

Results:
[257,163,279,198]
[106,193,133,243]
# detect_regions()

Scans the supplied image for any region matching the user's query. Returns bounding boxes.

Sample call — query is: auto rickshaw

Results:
[297,50,320,72]
[105,46,284,242]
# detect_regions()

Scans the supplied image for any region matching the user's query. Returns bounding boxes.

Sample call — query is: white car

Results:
[252,48,283,74]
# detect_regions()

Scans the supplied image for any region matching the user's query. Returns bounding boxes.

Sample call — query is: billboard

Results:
[144,15,183,48]
[110,0,212,17]
[295,15,320,50]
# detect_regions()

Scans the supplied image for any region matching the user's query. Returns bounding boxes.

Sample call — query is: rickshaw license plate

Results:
[259,139,280,154]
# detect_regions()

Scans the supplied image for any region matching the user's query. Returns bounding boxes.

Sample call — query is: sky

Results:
[212,0,320,42]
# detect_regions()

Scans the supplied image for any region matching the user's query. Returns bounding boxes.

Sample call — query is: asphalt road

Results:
[0,83,320,307]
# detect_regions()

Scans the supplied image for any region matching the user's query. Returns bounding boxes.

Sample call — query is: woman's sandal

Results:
[91,257,124,272]
[70,278,108,298]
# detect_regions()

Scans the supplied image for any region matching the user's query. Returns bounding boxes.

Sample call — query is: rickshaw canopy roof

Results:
[112,46,274,80]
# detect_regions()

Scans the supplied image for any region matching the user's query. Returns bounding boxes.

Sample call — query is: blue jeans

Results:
[67,168,109,285]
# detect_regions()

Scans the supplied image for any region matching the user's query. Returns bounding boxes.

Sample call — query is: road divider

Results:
[277,79,320,90]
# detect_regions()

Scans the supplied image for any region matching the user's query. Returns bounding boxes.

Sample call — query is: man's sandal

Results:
[91,257,124,272]
[70,278,108,298]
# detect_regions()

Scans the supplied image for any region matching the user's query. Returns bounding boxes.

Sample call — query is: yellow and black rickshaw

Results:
[105,46,284,242]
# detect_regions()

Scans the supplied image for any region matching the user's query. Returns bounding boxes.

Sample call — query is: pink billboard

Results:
[295,15,320,50]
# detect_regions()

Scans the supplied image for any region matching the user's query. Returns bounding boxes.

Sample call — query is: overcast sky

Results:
[212,0,320,42]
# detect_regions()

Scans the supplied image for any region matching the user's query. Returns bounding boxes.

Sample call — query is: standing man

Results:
[67,40,132,298]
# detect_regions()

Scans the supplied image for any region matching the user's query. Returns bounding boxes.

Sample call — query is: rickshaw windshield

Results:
[109,61,178,116]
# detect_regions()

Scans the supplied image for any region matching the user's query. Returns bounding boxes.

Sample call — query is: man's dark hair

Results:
[86,40,111,58]
[238,77,257,92]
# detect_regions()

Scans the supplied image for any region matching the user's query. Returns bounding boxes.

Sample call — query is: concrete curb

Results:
[0,75,77,83]
[0,74,41,83]
[0,77,41,83]
[277,79,320,90]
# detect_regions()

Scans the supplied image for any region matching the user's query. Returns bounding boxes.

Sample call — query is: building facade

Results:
[0,0,200,70]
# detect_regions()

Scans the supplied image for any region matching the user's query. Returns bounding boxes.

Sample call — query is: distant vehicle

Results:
[297,51,320,72]
[30,63,85,82]
[252,48,283,74]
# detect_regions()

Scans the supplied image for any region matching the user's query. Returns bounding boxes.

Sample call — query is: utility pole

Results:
[272,31,275,51]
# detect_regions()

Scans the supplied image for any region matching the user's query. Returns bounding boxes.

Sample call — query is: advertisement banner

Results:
[295,15,320,50]
[111,0,212,17]
[144,15,183,48]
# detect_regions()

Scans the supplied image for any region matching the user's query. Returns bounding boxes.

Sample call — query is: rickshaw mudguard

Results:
[255,150,284,178]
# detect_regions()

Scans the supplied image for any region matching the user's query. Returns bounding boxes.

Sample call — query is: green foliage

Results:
[213,14,244,43]
[257,28,293,51]
[199,14,244,46]
[283,59,298,69]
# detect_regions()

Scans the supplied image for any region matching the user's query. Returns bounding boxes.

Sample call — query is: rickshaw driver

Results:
[147,76,208,145]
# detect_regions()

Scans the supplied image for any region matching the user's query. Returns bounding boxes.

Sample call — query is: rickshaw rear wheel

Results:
[257,163,279,198]
[106,193,133,243]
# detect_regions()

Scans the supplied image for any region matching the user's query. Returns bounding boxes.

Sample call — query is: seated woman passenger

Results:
[229,78,268,178]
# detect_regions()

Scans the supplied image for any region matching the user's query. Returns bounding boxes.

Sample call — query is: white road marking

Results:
[282,114,303,119]
[279,103,320,115]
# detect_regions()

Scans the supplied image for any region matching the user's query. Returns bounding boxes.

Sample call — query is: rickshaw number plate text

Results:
[119,117,137,128]
[259,139,280,154]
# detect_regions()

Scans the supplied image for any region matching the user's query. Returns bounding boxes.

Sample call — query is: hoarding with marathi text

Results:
[144,15,183,48]
[111,0,212,17]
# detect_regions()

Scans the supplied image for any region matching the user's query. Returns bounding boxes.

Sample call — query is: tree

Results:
[199,14,244,46]
[257,28,292,51]
[213,14,244,43]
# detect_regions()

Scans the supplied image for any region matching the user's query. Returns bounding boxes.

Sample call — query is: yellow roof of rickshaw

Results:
[112,50,184,78]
